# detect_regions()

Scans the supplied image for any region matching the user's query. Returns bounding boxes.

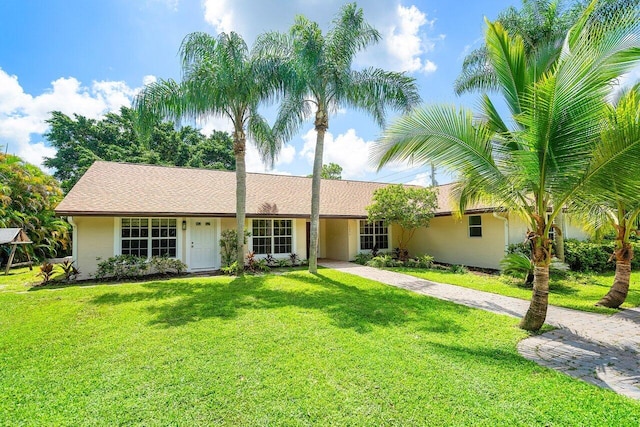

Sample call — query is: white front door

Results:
[189,219,216,270]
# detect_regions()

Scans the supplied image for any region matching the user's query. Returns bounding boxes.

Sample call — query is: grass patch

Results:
[1,268,638,425]
[391,268,640,314]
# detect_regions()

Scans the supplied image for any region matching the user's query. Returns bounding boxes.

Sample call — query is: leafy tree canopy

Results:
[44,106,235,193]
[0,153,70,263]
[307,163,343,180]
[366,184,438,254]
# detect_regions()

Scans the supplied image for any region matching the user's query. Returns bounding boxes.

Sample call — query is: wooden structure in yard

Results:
[0,228,32,275]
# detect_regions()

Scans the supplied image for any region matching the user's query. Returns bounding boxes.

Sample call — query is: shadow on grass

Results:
[89,270,470,334]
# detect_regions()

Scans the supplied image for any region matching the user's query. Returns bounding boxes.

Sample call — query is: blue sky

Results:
[0,0,549,185]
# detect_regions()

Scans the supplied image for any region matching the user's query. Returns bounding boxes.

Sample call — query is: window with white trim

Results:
[547,213,556,241]
[121,218,177,257]
[468,215,482,237]
[252,219,292,255]
[359,220,389,251]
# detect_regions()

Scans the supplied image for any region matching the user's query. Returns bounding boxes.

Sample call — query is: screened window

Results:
[252,219,292,255]
[121,218,177,258]
[359,220,389,251]
[468,215,482,237]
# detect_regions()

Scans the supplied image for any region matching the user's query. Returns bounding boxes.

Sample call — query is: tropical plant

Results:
[501,253,535,287]
[0,153,70,262]
[60,260,80,282]
[255,3,421,273]
[573,84,640,307]
[135,31,283,274]
[36,262,56,285]
[219,228,250,268]
[374,2,640,331]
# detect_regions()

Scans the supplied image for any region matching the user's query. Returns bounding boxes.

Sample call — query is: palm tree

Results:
[574,84,640,308]
[135,32,283,273]
[373,2,640,331]
[255,3,421,273]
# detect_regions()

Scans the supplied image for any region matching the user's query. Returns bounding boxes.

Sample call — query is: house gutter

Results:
[67,216,78,266]
[492,211,509,257]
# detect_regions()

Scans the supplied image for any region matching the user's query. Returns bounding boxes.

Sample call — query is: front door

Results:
[190,219,216,270]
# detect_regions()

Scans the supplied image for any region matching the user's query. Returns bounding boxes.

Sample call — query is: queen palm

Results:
[374,2,640,331]
[255,3,421,273]
[135,32,282,272]
[574,84,640,308]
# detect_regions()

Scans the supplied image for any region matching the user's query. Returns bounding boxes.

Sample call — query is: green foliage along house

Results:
[54,162,588,279]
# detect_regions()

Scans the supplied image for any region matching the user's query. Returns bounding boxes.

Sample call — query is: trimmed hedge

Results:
[564,239,640,273]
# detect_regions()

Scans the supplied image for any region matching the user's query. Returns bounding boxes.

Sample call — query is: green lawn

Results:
[1,268,639,425]
[392,267,640,314]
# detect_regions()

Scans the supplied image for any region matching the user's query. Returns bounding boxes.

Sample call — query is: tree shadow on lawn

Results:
[89,270,471,334]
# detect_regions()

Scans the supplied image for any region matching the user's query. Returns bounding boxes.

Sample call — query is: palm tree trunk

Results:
[597,243,633,308]
[520,265,550,331]
[308,127,325,274]
[234,130,247,276]
[308,108,328,274]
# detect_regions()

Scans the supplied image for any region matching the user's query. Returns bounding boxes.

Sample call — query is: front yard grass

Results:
[1,267,639,425]
[393,267,640,314]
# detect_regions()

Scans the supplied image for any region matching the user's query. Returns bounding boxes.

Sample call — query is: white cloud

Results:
[406,172,430,187]
[0,68,146,169]
[203,0,235,33]
[423,60,437,73]
[299,128,377,179]
[383,5,441,74]
[142,74,157,86]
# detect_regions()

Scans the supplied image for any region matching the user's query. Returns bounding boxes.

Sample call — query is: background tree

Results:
[135,31,283,272]
[455,0,585,95]
[256,2,421,273]
[44,106,235,193]
[307,163,343,180]
[374,2,640,331]
[0,153,70,263]
[366,184,438,260]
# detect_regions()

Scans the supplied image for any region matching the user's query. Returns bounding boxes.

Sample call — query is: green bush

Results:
[450,264,468,274]
[220,261,240,276]
[366,254,397,268]
[95,255,149,280]
[563,239,640,272]
[405,254,435,269]
[150,256,187,275]
[354,252,374,265]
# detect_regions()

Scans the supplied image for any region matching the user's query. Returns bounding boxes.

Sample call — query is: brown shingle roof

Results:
[54,161,490,217]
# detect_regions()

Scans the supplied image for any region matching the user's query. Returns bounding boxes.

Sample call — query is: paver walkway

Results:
[320,260,640,400]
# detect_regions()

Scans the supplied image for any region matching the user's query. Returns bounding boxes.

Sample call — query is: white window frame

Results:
[468,215,483,238]
[358,220,391,253]
[249,218,295,257]
[114,217,181,259]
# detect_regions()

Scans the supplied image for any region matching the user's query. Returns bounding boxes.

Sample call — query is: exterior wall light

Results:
[182,220,187,230]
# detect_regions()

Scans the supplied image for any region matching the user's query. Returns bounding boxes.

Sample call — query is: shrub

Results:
[450,264,468,274]
[220,229,250,267]
[37,262,56,285]
[220,261,240,276]
[60,260,80,282]
[354,252,373,265]
[563,239,640,272]
[366,254,397,268]
[500,253,534,287]
[150,255,187,275]
[245,251,270,274]
[95,255,149,280]
[289,253,300,266]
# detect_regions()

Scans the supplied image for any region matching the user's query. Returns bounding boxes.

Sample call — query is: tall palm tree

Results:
[135,32,282,272]
[373,1,640,331]
[255,3,421,273]
[574,84,640,308]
